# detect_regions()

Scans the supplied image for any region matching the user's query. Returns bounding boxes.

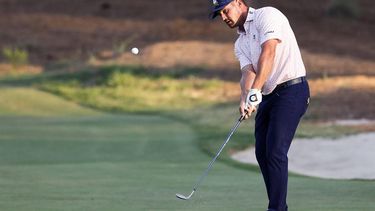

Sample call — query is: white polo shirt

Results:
[234,7,306,95]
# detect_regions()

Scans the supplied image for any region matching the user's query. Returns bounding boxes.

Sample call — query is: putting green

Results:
[0,88,374,210]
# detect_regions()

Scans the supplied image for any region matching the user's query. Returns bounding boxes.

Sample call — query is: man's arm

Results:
[243,39,279,115]
[251,39,279,90]
[239,65,256,118]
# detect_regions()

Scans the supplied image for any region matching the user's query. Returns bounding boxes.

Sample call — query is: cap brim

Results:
[209,5,226,19]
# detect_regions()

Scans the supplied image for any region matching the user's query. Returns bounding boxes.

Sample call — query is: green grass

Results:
[29,65,230,112]
[1,112,374,211]
[0,87,99,117]
[0,67,374,210]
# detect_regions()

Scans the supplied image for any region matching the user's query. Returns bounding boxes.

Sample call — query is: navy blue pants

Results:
[255,80,310,211]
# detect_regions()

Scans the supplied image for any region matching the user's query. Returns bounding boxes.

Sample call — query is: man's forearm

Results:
[240,68,256,102]
[251,39,278,90]
[251,53,274,90]
[240,77,249,102]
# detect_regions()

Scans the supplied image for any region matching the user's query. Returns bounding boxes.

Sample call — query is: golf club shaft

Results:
[191,115,245,192]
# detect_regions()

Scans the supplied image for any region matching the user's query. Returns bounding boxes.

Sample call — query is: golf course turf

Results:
[1,0,374,208]
[0,86,374,210]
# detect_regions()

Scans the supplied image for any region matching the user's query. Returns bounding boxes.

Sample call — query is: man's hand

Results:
[246,89,262,107]
[239,89,262,120]
[239,100,256,120]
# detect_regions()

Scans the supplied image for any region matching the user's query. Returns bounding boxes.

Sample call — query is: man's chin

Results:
[226,22,237,28]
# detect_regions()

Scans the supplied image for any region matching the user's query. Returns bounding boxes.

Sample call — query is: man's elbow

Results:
[261,39,278,59]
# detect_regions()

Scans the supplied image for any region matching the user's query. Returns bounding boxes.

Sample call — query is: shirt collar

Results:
[237,7,255,35]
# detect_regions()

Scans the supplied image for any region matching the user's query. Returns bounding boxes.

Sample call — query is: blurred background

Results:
[0,0,374,210]
[0,0,374,118]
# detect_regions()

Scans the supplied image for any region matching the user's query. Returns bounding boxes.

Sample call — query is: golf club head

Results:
[176,193,189,200]
[176,190,195,200]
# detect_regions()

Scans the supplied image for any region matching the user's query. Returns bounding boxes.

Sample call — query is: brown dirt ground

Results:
[94,41,375,80]
[1,0,374,64]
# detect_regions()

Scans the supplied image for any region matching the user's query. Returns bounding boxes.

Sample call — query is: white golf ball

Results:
[131,47,139,55]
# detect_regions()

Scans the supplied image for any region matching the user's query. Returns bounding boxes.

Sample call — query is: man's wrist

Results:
[240,91,248,102]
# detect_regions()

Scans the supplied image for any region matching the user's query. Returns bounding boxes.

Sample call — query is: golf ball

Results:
[131,47,139,55]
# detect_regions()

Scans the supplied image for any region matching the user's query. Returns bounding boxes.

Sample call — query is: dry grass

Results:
[91,41,236,69]
[307,76,375,119]
[0,0,374,65]
[91,41,375,80]
[309,75,375,95]
[0,63,42,76]
[302,50,375,78]
[88,40,375,120]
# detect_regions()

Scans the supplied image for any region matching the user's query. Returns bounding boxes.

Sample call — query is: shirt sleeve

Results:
[234,39,252,70]
[256,7,285,45]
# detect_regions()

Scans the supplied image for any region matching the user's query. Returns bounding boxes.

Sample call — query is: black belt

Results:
[273,77,306,93]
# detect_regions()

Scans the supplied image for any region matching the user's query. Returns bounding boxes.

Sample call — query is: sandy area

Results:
[231,132,375,180]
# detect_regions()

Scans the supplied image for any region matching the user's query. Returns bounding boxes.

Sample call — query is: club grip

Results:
[239,110,250,121]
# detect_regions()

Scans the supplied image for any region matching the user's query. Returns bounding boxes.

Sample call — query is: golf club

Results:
[176,113,247,200]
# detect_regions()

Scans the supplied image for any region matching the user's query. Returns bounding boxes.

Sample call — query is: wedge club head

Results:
[176,190,195,200]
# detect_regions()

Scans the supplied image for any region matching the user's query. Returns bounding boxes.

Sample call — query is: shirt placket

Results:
[249,22,261,72]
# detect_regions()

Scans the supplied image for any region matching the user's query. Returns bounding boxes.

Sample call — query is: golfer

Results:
[210,0,310,210]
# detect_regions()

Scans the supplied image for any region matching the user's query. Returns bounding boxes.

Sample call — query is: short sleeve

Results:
[256,7,285,45]
[234,38,252,70]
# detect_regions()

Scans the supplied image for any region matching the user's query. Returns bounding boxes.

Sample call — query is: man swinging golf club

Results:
[210,0,310,210]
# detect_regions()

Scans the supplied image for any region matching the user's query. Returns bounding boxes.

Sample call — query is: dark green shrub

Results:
[327,0,361,19]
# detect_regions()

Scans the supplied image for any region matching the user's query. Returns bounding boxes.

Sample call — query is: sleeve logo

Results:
[265,30,275,35]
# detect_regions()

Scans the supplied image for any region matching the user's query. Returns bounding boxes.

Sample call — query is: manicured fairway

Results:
[0,88,374,210]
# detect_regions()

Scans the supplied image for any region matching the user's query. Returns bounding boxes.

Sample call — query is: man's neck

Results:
[237,7,249,33]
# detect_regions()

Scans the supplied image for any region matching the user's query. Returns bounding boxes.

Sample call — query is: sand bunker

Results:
[231,132,375,180]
